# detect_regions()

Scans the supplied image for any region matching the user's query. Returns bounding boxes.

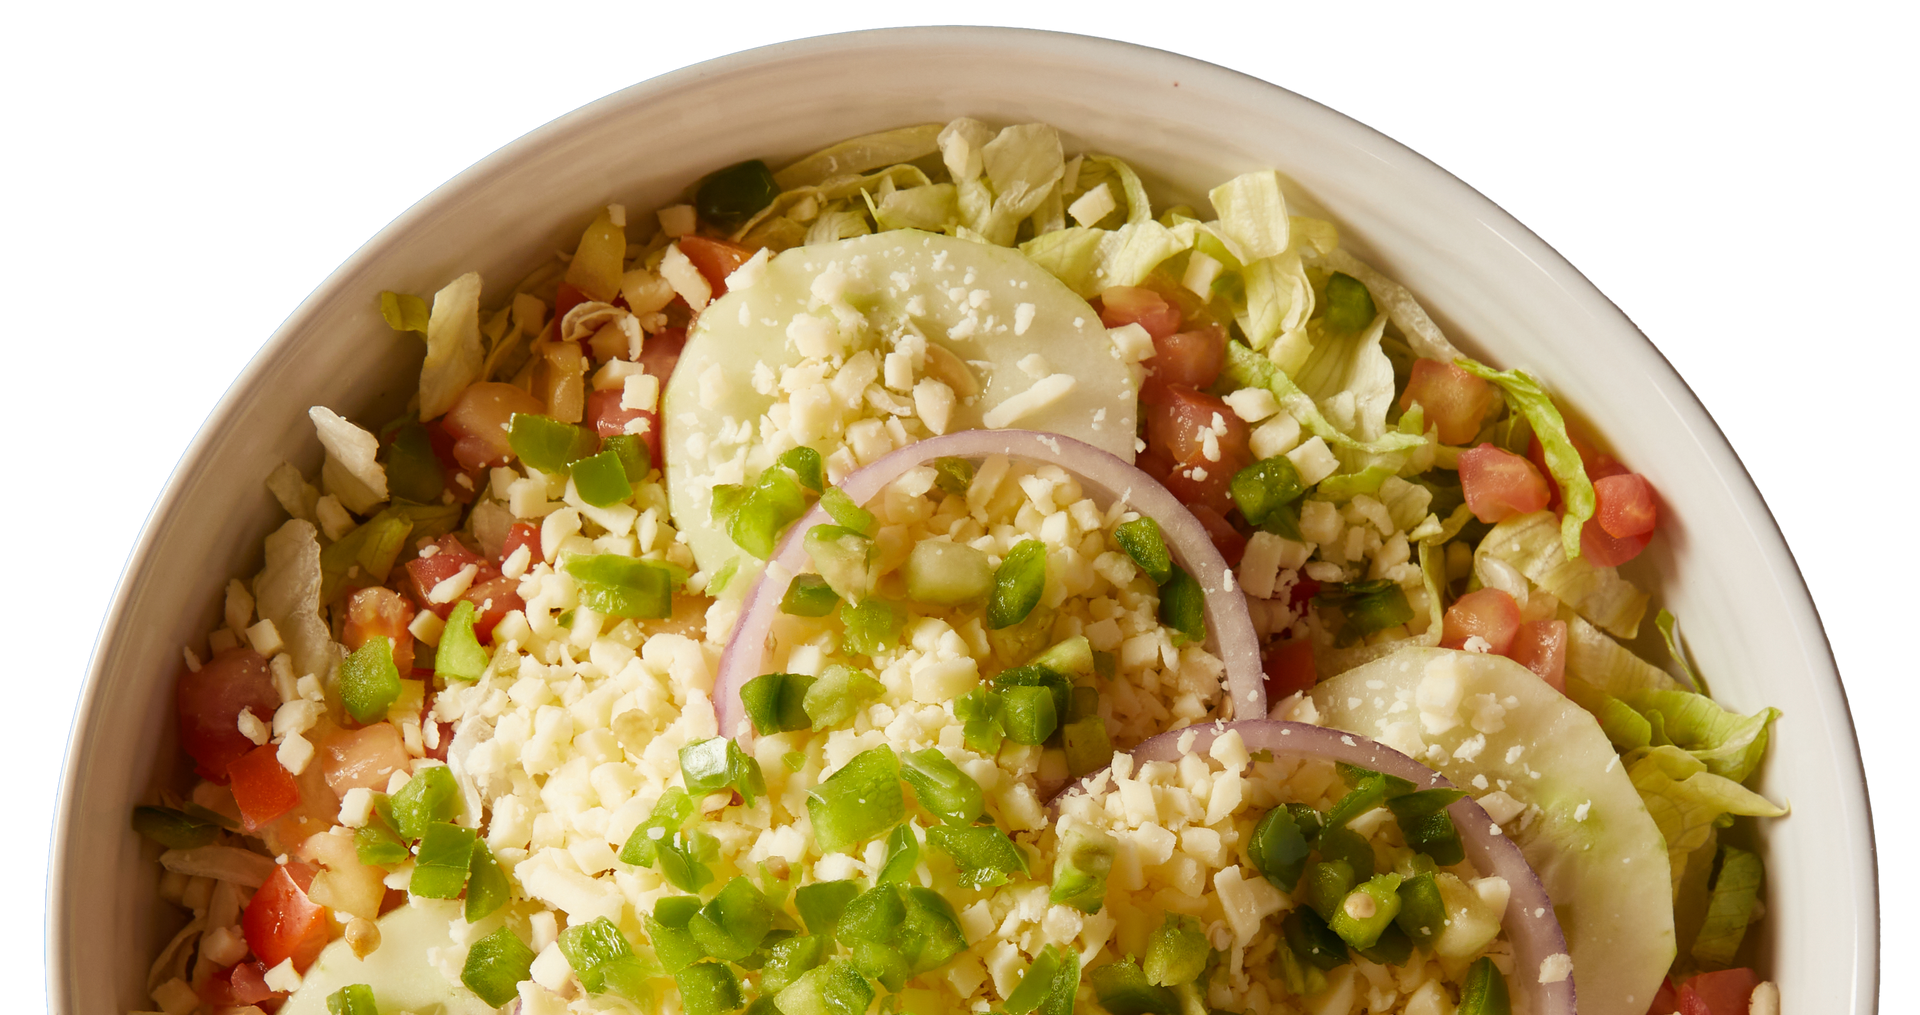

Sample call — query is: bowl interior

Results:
[53,26,1875,1013]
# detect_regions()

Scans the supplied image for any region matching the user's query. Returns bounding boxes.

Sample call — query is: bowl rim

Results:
[49,24,1878,1012]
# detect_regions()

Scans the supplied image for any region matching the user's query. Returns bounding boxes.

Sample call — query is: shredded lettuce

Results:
[1238,252,1314,364]
[866,183,957,233]
[1565,678,1655,753]
[1476,512,1647,638]
[379,291,429,334]
[950,122,1065,246]
[1320,248,1462,364]
[1627,745,1786,894]
[1294,315,1397,448]
[1018,221,1188,297]
[1207,171,1291,264]
[773,123,944,190]
[1690,845,1764,970]
[1456,361,1594,560]
[256,519,336,682]
[308,406,388,515]
[1657,608,1707,694]
[419,272,486,421]
[1564,613,1675,696]
[1221,342,1426,459]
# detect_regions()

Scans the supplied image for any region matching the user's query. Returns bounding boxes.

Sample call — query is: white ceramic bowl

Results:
[51,27,1876,1013]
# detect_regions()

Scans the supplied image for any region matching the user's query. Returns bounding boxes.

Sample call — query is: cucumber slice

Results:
[663,230,1138,575]
[1311,648,1674,1015]
[279,900,498,1015]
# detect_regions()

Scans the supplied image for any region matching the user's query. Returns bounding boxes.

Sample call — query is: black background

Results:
[60,29,1873,871]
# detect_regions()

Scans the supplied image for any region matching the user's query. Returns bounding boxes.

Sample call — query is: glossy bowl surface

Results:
[51,26,1876,1013]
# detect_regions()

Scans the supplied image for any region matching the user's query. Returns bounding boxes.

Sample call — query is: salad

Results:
[131,118,1788,1015]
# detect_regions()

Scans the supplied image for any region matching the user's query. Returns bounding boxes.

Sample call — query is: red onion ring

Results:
[1054,719,1576,1015]
[713,429,1264,743]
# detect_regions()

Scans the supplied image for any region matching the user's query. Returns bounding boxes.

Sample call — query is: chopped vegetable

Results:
[1156,565,1206,642]
[898,748,985,825]
[433,600,488,682]
[1112,516,1172,584]
[806,746,904,853]
[740,672,815,735]
[926,824,1028,889]
[460,927,536,1008]
[780,574,840,617]
[988,539,1048,629]
[338,635,401,724]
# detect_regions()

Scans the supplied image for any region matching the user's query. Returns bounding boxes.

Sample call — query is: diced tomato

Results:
[639,326,688,388]
[1262,638,1317,701]
[1441,588,1522,655]
[1676,969,1760,1015]
[677,236,758,297]
[176,648,280,783]
[1507,619,1568,692]
[1646,977,1682,1015]
[1147,386,1251,518]
[1286,576,1321,614]
[554,280,591,329]
[199,960,275,1007]
[1140,325,1227,406]
[227,744,300,831]
[1595,472,1658,538]
[441,381,544,467]
[1581,515,1654,567]
[343,587,415,675]
[1458,444,1551,523]
[1135,442,1175,485]
[243,862,331,973]
[501,521,543,566]
[587,386,660,467]
[320,722,410,795]
[1528,431,1627,512]
[1097,286,1182,339]
[404,537,524,643]
[1400,359,1500,445]
[1188,503,1247,566]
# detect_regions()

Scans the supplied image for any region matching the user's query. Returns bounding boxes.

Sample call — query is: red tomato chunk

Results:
[176,648,280,783]
[321,722,410,795]
[1262,638,1317,701]
[405,536,525,643]
[1508,619,1568,692]
[587,386,660,467]
[1595,472,1658,538]
[1145,386,1251,518]
[441,382,544,469]
[1400,360,1500,446]
[1440,588,1521,656]
[243,862,331,973]
[1097,285,1182,339]
[1458,444,1551,523]
[343,586,415,675]
[1675,968,1761,1015]
[500,520,543,566]
[678,236,758,296]
[199,960,275,1007]
[227,744,300,831]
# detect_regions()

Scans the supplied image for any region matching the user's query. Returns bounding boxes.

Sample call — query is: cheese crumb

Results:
[1068,182,1117,227]
[236,708,269,746]
[1538,953,1573,984]
[657,204,696,237]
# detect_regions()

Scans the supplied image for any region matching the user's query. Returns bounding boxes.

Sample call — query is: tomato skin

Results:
[639,326,688,388]
[1400,359,1499,445]
[442,382,545,469]
[1458,444,1552,522]
[1262,638,1317,701]
[1441,588,1522,655]
[1507,619,1568,692]
[228,744,300,831]
[320,722,409,795]
[403,537,522,643]
[1595,472,1658,538]
[199,960,275,1007]
[1188,503,1248,566]
[586,386,660,467]
[343,587,415,675]
[554,280,591,328]
[501,521,543,566]
[1097,286,1182,339]
[243,862,331,973]
[1286,576,1321,614]
[1146,386,1251,518]
[1676,968,1760,1015]
[1140,325,1227,406]
[1646,977,1681,1015]
[1580,515,1653,567]
[677,236,757,296]
[176,648,280,783]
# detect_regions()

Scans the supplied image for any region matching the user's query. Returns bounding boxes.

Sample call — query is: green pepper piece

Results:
[644,897,707,973]
[389,765,458,841]
[601,433,652,482]
[564,553,675,619]
[988,539,1048,629]
[993,663,1073,720]
[1287,802,1324,845]
[773,958,874,1015]
[1061,714,1113,778]
[780,573,840,617]
[711,483,749,524]
[1230,456,1306,528]
[1113,516,1172,585]
[1303,859,1357,923]
[731,466,809,560]
[130,806,219,849]
[675,962,742,1015]
[904,540,994,607]
[926,824,1028,890]
[1088,958,1179,1015]
[1327,768,1414,829]
[508,412,597,474]
[1394,871,1447,947]
[761,934,830,995]
[559,917,653,1000]
[1157,565,1206,643]
[794,880,861,937]
[461,927,535,1007]
[955,686,1005,756]
[876,824,919,885]
[840,598,904,657]
[998,685,1058,746]
[354,819,409,868]
[819,486,876,535]
[1317,825,1376,881]
[689,876,775,962]
[1048,821,1114,913]
[325,983,379,1015]
[696,159,780,225]
[385,422,445,504]
[1281,908,1349,972]
[680,737,766,807]
[1354,922,1413,966]
[656,829,718,894]
[779,446,825,493]
[803,525,875,603]
[931,456,975,494]
[619,788,693,866]
[1144,913,1209,986]
[1327,873,1404,950]
[1316,580,1414,646]
[434,600,488,683]
[802,664,884,732]
[1386,788,1468,867]
[1458,956,1513,1015]
[464,840,510,922]
[806,745,904,854]
[1322,272,1377,333]
[1249,806,1311,891]
[899,748,985,826]
[570,449,633,508]
[408,822,475,899]
[339,636,402,724]
[1003,944,1061,1015]
[740,672,815,736]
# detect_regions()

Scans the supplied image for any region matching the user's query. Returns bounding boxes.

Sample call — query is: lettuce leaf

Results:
[773,123,944,190]
[1207,170,1291,264]
[1221,341,1427,458]
[419,272,485,421]
[256,519,337,682]
[1690,845,1764,970]
[1627,745,1786,894]
[1476,511,1647,638]
[1628,690,1779,784]
[1457,361,1595,560]
[1565,677,1655,753]
[1238,252,1314,362]
[1657,608,1707,694]
[1294,315,1397,446]
[1564,613,1677,696]
[1018,221,1189,297]
[1320,248,1462,364]
[865,183,957,233]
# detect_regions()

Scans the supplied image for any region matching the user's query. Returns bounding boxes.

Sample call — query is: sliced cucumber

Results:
[279,900,498,1015]
[1311,648,1673,1015]
[663,229,1138,575]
